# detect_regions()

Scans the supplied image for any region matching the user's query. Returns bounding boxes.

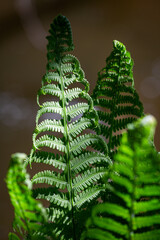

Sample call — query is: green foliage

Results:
[92,40,144,157]
[6,14,160,240]
[6,153,55,240]
[26,14,110,239]
[81,115,160,240]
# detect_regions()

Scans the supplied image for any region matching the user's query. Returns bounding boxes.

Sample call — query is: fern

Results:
[92,40,144,157]
[81,115,160,240]
[6,153,55,240]
[27,15,111,240]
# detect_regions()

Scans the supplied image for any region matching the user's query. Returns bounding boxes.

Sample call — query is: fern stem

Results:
[60,62,77,240]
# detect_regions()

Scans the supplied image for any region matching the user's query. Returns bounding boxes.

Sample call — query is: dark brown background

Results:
[1,1,160,239]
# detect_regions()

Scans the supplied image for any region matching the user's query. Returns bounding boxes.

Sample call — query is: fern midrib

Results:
[60,61,77,240]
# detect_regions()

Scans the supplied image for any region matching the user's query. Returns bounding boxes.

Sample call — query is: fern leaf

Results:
[74,187,105,208]
[34,135,66,152]
[27,151,66,170]
[92,40,144,156]
[36,101,63,124]
[37,84,62,106]
[35,191,71,209]
[71,152,111,173]
[42,72,61,85]
[66,102,89,118]
[32,170,67,189]
[73,168,106,192]
[28,15,110,239]
[6,153,49,239]
[68,118,91,138]
[82,115,160,240]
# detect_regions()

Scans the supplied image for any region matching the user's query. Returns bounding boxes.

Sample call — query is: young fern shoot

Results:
[92,40,144,158]
[26,15,111,240]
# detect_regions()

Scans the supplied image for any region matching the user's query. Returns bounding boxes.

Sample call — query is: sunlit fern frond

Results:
[26,15,111,240]
[92,40,144,158]
[81,115,160,240]
[6,153,56,240]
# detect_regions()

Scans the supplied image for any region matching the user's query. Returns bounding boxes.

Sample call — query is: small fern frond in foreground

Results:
[6,153,54,240]
[81,115,160,240]
[92,40,144,157]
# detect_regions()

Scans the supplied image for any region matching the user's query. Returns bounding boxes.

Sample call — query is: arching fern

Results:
[26,15,111,240]
[81,115,160,240]
[92,40,144,158]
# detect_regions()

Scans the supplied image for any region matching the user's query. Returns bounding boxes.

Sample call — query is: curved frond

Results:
[28,15,111,239]
[92,40,144,156]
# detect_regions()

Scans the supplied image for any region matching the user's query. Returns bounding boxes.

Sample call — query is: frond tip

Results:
[47,14,74,64]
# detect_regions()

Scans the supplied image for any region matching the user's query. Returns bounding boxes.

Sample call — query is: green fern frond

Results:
[82,115,160,240]
[92,40,144,157]
[6,153,55,240]
[28,15,110,239]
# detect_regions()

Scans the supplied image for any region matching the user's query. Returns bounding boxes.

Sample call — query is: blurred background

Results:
[1,0,160,239]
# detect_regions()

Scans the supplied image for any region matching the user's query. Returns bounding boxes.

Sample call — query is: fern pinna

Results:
[92,40,144,157]
[82,115,160,240]
[27,15,111,240]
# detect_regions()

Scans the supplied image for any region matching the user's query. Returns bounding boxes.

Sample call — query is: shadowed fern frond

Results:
[6,153,55,240]
[92,40,144,157]
[27,15,111,240]
[81,115,160,240]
